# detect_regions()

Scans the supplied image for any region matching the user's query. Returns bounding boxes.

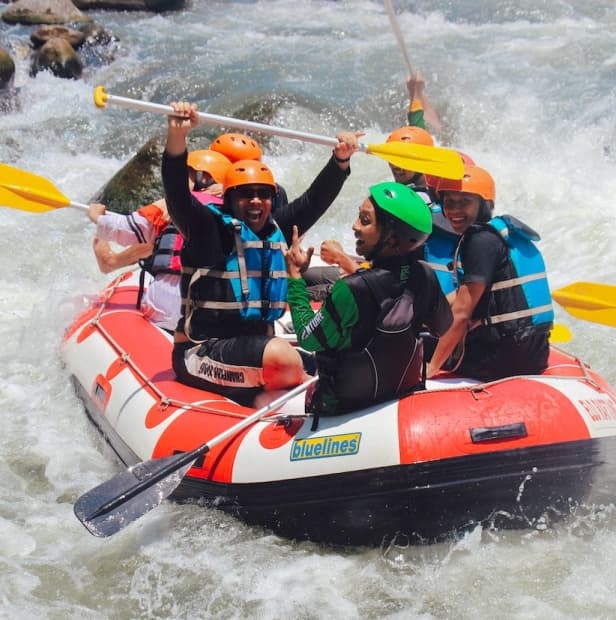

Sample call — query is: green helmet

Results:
[369,182,432,251]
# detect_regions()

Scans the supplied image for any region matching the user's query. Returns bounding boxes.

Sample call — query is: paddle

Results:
[0,163,89,213]
[93,86,464,180]
[552,282,616,328]
[383,0,442,133]
[74,376,317,537]
[549,323,572,343]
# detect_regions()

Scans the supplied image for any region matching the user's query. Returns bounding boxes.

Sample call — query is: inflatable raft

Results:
[62,271,616,545]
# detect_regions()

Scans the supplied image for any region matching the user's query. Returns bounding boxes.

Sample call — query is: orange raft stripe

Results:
[85,288,257,482]
[397,374,592,464]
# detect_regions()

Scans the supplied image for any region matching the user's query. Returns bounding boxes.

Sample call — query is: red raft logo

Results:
[578,397,616,423]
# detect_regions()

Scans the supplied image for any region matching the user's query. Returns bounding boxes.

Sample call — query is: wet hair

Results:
[477,199,494,223]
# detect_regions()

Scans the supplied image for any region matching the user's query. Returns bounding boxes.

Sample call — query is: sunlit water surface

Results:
[2,1,616,618]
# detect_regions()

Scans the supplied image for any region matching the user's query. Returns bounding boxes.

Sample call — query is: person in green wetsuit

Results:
[285,182,452,416]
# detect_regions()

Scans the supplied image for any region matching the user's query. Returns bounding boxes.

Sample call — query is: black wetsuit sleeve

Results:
[162,149,228,261]
[274,156,350,243]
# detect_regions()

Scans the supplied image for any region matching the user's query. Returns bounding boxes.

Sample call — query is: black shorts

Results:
[459,332,550,381]
[302,265,341,301]
[172,335,273,406]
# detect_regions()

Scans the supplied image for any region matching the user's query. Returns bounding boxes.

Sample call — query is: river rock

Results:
[78,23,118,66]
[0,47,21,113]
[0,47,16,89]
[30,36,83,78]
[90,136,167,214]
[73,0,184,10]
[90,132,216,213]
[30,25,86,49]
[2,0,93,25]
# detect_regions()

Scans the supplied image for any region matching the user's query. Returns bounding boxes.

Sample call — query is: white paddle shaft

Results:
[101,92,369,151]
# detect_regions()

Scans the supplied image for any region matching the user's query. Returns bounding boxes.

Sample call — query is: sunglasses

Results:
[236,187,274,201]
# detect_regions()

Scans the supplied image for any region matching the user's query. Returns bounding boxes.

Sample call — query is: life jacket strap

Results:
[483,303,554,326]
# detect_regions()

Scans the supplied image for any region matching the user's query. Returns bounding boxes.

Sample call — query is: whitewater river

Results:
[2,1,616,618]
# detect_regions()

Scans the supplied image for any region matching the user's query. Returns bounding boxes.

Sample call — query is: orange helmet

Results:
[223,159,276,194]
[386,126,433,147]
[436,165,495,202]
[187,149,232,184]
[211,133,263,163]
[425,151,476,189]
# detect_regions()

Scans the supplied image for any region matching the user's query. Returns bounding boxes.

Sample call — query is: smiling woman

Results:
[437,164,495,233]
[428,165,553,381]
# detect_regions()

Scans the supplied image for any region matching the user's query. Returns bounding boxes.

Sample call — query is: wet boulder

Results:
[28,22,116,78]
[73,0,184,10]
[30,24,86,49]
[90,136,167,214]
[1,0,93,25]
[77,23,118,66]
[0,47,20,113]
[30,35,83,79]
[90,133,215,214]
[0,47,16,89]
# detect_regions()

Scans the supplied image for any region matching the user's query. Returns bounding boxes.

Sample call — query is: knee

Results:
[262,338,304,389]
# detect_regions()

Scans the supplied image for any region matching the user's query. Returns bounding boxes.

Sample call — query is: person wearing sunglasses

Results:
[162,100,360,407]
[208,132,290,209]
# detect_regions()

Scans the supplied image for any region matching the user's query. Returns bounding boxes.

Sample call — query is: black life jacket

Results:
[136,222,183,310]
[308,268,424,416]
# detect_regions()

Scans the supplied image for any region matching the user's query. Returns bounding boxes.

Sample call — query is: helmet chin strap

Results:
[363,227,395,262]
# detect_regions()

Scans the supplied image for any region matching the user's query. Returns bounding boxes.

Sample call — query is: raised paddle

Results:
[383,0,442,133]
[0,163,89,213]
[93,86,464,180]
[552,282,616,328]
[74,376,317,537]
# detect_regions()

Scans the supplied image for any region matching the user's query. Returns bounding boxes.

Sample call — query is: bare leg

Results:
[262,337,306,390]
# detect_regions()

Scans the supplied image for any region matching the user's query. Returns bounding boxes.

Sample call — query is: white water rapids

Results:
[2,1,616,618]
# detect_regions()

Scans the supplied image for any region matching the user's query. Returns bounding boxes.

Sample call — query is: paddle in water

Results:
[93,86,464,180]
[74,376,317,537]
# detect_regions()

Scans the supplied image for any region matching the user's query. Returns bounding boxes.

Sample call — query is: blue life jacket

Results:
[181,204,288,341]
[455,214,554,338]
[407,186,460,296]
[423,204,460,295]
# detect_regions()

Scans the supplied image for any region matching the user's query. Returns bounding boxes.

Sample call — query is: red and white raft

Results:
[62,271,616,545]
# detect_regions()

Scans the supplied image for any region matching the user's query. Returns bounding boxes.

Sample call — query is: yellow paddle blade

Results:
[549,323,572,344]
[552,282,616,328]
[366,142,465,180]
[0,163,71,212]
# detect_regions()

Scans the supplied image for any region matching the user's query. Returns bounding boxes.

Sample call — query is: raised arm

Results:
[406,69,442,133]
[161,101,203,241]
[274,131,361,242]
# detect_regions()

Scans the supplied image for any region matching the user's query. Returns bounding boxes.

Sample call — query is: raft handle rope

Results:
[85,273,310,421]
